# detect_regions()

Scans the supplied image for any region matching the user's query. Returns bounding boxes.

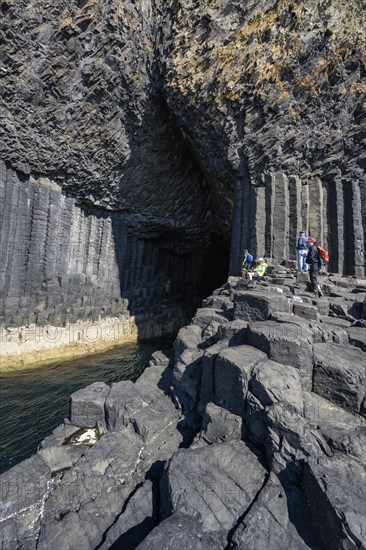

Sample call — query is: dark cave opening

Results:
[111,219,231,334]
[200,240,230,300]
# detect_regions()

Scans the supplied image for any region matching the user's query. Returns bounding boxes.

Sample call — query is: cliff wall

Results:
[162,0,366,275]
[1,0,365,361]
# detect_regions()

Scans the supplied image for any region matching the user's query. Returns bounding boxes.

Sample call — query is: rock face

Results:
[1,0,366,545]
[1,272,365,549]
[162,0,366,277]
[1,0,366,363]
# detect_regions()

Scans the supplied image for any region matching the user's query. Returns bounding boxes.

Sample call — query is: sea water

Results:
[0,340,170,474]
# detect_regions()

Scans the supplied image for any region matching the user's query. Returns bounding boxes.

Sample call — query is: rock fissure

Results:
[226,472,270,549]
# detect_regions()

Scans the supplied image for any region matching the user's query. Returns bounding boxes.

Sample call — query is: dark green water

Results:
[0,340,169,475]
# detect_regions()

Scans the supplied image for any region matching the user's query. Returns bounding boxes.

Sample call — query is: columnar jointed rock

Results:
[198,402,243,444]
[304,455,366,549]
[70,382,110,428]
[234,291,290,322]
[247,321,314,391]
[2,272,366,550]
[214,345,267,417]
[160,441,267,546]
[313,343,366,414]
[230,473,317,549]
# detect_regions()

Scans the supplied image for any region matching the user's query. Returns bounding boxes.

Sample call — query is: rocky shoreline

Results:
[0,305,187,371]
[1,267,365,549]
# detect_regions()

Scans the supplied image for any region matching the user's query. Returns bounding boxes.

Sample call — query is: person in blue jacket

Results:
[296,231,308,272]
[241,249,254,276]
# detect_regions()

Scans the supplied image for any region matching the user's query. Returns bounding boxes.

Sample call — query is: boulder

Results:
[61,427,143,482]
[329,297,359,320]
[304,455,366,549]
[38,445,86,475]
[321,317,352,328]
[135,421,184,480]
[174,324,202,362]
[149,349,172,368]
[313,343,366,414]
[315,299,330,316]
[199,402,242,444]
[218,319,248,346]
[131,397,179,443]
[214,345,267,417]
[160,441,267,546]
[247,321,313,391]
[135,364,172,402]
[293,303,320,321]
[304,392,366,462]
[249,360,304,413]
[233,291,290,322]
[317,321,349,345]
[197,341,228,415]
[36,426,150,549]
[347,326,366,351]
[136,511,221,550]
[191,308,230,330]
[201,320,221,348]
[212,295,233,311]
[265,402,331,479]
[105,380,146,429]
[37,475,135,550]
[70,382,110,428]
[172,349,204,404]
[231,473,319,549]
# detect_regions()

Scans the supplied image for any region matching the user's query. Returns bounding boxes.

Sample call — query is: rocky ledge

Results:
[1,268,365,549]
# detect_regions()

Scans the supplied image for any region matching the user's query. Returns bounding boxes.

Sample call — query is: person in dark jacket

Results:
[306,237,323,297]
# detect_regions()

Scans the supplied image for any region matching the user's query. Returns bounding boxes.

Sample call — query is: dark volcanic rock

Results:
[304,455,366,549]
[98,480,157,550]
[0,455,52,550]
[199,402,243,444]
[197,340,228,415]
[249,360,304,414]
[234,291,290,322]
[160,440,267,546]
[136,511,221,550]
[313,343,366,414]
[304,392,366,461]
[214,345,267,417]
[70,382,110,428]
[105,380,146,430]
[247,321,314,391]
[347,326,366,351]
[231,473,319,550]
[265,402,330,478]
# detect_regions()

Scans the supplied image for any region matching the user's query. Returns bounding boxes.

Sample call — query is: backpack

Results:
[317,246,329,266]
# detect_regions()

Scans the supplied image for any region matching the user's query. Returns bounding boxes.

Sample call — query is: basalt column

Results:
[233,170,365,275]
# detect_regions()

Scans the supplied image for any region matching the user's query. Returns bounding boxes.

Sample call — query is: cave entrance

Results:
[200,240,230,300]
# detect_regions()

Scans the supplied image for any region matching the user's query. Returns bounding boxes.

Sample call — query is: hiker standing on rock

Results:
[296,230,308,272]
[306,237,323,297]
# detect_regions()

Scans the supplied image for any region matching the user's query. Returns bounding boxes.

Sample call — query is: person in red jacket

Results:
[306,237,323,297]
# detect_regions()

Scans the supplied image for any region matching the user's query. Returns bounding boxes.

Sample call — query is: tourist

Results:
[241,248,254,277]
[306,237,323,297]
[296,230,308,272]
[246,258,268,281]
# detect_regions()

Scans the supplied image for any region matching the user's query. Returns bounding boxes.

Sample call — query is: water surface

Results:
[0,340,170,474]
